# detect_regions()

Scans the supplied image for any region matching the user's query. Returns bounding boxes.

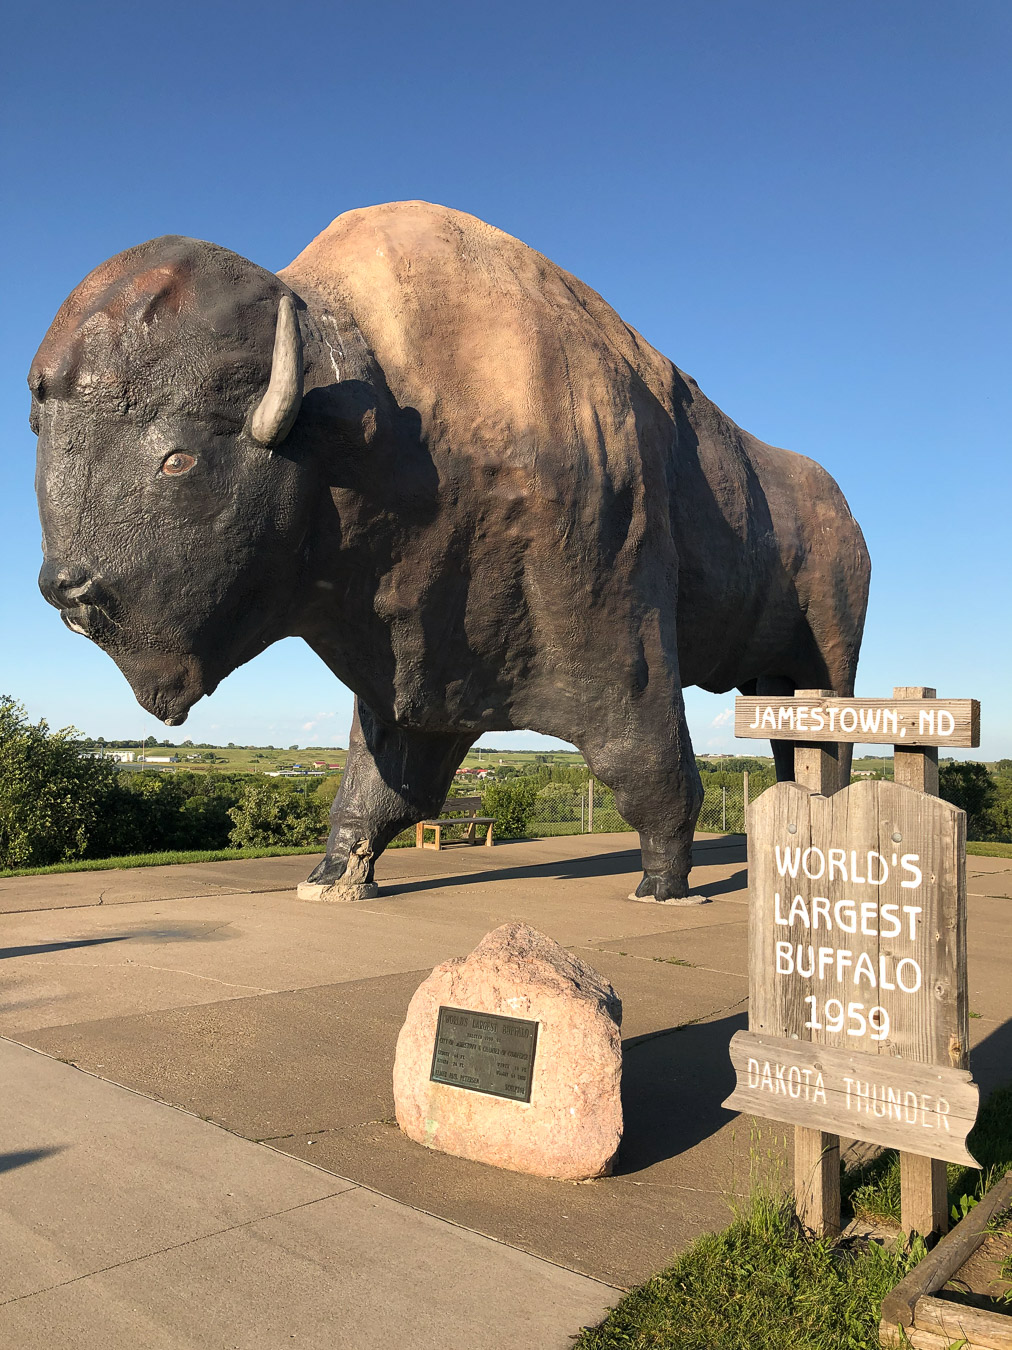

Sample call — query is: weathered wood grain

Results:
[735,696,980,746]
[789,691,842,1235]
[891,693,950,1238]
[748,779,968,1069]
[879,1171,1012,1329]
[723,1031,979,1164]
[914,1296,1012,1350]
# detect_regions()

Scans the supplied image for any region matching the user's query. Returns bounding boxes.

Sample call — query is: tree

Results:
[482,778,537,839]
[228,782,327,847]
[939,762,997,841]
[0,697,119,868]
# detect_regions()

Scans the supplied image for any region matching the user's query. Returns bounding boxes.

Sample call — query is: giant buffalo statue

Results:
[30,201,869,902]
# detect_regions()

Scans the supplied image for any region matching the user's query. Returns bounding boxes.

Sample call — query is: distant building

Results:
[140,755,179,764]
[80,750,135,763]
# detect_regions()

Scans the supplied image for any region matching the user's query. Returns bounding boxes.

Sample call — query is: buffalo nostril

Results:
[39,560,94,608]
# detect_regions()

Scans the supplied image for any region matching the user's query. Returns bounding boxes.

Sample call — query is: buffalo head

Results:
[30,237,316,724]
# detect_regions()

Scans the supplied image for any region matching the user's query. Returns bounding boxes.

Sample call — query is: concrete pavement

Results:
[1,835,1009,1345]
[0,1040,616,1349]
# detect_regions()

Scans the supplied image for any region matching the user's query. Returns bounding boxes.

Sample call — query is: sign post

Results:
[728,686,980,1238]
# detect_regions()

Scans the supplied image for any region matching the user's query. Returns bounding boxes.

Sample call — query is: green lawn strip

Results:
[579,1086,1012,1349]
[967,841,1012,858]
[574,1192,918,1350]
[0,845,324,879]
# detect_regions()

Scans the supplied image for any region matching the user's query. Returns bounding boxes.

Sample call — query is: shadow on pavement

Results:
[383,847,644,896]
[692,869,748,899]
[1,936,134,961]
[1,922,236,962]
[381,836,748,898]
[0,1146,66,1173]
[617,1009,748,1175]
[971,1016,1012,1099]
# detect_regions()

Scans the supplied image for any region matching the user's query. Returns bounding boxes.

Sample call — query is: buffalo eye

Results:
[161,451,197,477]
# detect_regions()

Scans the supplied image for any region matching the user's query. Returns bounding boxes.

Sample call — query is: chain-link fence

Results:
[490,771,768,841]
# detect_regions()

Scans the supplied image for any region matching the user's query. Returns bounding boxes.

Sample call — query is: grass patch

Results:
[574,1191,919,1350]
[0,845,324,879]
[967,841,1012,858]
[579,1087,1012,1349]
[843,1081,1012,1225]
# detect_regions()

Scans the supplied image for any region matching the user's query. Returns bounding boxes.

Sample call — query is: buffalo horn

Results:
[250,294,304,445]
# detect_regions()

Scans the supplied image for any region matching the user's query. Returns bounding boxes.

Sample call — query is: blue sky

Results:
[1,1,1008,757]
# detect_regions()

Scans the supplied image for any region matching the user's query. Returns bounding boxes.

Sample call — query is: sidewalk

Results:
[0,835,1009,1345]
[0,1040,615,1349]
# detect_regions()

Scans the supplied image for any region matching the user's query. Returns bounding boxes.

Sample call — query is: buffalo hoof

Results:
[630,874,710,906]
[297,880,380,903]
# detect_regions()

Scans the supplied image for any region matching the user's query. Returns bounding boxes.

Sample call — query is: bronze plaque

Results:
[430,1006,539,1102]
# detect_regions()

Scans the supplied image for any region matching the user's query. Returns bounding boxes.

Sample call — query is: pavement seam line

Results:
[622,995,749,1049]
[0,1192,358,1309]
[571,944,746,981]
[5,958,273,995]
[3,1038,621,1291]
[255,1136,626,1291]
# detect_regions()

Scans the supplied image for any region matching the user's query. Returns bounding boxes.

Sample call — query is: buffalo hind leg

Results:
[577,686,704,903]
[306,699,472,891]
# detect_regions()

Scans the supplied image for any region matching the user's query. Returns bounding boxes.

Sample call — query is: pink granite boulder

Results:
[393,922,622,1180]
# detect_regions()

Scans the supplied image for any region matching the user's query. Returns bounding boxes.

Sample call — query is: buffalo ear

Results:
[250,294,303,446]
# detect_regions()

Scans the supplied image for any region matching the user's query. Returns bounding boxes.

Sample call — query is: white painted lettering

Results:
[802,847,826,880]
[902,905,922,939]
[878,955,896,991]
[788,894,811,928]
[828,848,847,881]
[796,945,814,977]
[776,942,794,974]
[867,851,889,884]
[900,855,923,889]
[834,899,857,933]
[854,952,877,987]
[879,903,901,938]
[859,708,882,734]
[775,847,802,878]
[896,958,922,993]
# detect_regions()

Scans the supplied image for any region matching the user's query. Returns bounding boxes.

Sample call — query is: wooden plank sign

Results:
[723,778,979,1166]
[735,696,979,747]
[727,1032,978,1165]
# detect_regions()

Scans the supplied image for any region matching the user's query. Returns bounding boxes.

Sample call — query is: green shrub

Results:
[482,778,537,838]
[0,696,117,868]
[228,782,328,847]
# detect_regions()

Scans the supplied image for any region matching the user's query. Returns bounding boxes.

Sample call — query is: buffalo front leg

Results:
[577,685,704,904]
[302,700,472,901]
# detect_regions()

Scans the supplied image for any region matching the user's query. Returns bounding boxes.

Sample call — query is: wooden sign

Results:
[726,1032,978,1165]
[735,696,979,747]
[723,778,978,1167]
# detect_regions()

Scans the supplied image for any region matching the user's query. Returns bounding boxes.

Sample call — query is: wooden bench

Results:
[415,796,495,850]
